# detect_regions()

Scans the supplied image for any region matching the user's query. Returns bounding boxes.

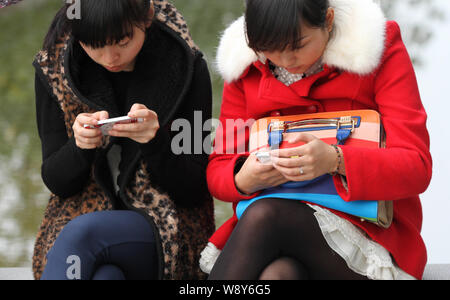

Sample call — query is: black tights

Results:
[208,199,368,280]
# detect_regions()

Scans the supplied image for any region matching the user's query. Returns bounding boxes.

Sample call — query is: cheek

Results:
[302,47,321,63]
[130,42,143,57]
[123,39,145,61]
[300,42,326,63]
[84,49,102,63]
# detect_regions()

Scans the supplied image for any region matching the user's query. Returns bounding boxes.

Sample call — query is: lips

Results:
[105,65,123,71]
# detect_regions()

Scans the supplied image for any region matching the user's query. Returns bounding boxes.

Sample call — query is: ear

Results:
[326,7,335,33]
[146,0,155,28]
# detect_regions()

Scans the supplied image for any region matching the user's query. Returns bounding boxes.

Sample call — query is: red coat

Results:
[207,9,432,279]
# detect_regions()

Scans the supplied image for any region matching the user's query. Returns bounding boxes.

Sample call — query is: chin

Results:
[286,67,305,74]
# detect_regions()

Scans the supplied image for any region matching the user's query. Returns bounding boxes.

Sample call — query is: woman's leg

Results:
[208,198,367,280]
[41,210,158,280]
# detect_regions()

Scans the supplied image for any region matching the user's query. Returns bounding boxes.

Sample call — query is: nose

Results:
[103,47,120,66]
[279,53,296,68]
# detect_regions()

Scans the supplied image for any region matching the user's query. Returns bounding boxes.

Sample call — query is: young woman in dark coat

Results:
[33,0,214,280]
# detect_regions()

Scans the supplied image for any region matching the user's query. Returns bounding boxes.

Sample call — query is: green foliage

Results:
[0,0,62,267]
[170,0,245,233]
[171,0,244,118]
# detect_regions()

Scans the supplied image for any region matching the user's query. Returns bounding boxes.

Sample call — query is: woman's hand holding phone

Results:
[234,154,289,196]
[73,111,109,149]
[108,103,160,144]
[270,132,342,180]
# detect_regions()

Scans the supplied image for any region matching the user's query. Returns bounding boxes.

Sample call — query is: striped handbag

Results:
[236,110,393,228]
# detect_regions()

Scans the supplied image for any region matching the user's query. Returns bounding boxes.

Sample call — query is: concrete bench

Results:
[0,268,33,280]
[422,264,450,280]
[1,265,449,280]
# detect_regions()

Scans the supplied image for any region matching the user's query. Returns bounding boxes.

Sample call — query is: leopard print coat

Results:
[32,0,214,280]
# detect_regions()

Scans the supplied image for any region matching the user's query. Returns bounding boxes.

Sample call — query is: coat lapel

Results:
[127,21,195,127]
[255,61,336,108]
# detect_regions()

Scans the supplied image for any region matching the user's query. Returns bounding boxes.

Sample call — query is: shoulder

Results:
[148,20,194,54]
[33,36,71,101]
[187,51,211,91]
[153,0,198,52]
[193,52,210,77]
[216,16,258,83]
[383,20,405,50]
[374,21,412,75]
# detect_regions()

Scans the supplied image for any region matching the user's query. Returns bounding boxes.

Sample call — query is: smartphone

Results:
[84,116,144,136]
[255,151,272,164]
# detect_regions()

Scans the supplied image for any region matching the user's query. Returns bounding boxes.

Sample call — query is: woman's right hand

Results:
[234,154,289,195]
[73,111,109,149]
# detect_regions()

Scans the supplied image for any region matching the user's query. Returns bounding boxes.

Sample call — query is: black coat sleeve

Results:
[139,55,213,207]
[35,73,96,198]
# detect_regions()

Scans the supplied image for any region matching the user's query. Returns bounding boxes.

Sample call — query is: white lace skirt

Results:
[306,205,415,280]
[200,205,416,280]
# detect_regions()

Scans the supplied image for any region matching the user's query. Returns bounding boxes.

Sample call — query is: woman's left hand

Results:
[270,133,339,182]
[109,103,160,144]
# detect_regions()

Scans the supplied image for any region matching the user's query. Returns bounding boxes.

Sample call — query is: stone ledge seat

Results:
[0,265,449,280]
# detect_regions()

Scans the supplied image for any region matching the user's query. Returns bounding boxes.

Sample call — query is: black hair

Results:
[43,0,153,52]
[245,0,329,52]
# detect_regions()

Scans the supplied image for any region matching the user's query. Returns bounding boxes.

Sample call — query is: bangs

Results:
[245,0,329,52]
[245,0,303,52]
[71,0,150,49]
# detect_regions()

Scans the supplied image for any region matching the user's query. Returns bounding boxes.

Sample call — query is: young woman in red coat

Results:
[201,0,432,280]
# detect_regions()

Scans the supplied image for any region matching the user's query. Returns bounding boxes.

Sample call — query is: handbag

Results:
[236,110,393,229]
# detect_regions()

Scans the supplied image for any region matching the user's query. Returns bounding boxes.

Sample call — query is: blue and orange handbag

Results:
[236,110,393,228]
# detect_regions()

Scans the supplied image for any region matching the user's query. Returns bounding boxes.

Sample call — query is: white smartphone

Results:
[255,151,272,164]
[84,116,144,136]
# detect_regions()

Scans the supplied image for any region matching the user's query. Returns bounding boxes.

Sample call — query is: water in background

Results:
[0,0,446,267]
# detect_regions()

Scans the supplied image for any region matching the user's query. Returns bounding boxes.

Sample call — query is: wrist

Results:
[328,144,343,176]
[234,171,253,196]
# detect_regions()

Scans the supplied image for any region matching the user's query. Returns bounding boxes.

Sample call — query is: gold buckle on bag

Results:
[337,116,356,133]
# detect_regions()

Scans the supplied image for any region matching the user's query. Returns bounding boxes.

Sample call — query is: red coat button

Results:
[307,106,318,113]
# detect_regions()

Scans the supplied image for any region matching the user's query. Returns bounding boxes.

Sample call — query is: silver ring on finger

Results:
[299,167,305,175]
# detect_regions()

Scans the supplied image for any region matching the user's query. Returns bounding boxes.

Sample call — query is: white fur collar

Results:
[216,0,387,83]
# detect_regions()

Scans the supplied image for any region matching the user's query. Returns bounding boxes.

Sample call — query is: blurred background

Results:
[0,0,448,268]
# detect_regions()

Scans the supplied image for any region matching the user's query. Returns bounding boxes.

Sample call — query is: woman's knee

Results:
[54,212,118,252]
[56,212,105,247]
[51,210,155,258]
[61,212,110,241]
[259,257,308,280]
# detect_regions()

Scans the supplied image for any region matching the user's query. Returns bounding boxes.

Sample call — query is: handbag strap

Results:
[336,128,352,145]
[268,116,356,148]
